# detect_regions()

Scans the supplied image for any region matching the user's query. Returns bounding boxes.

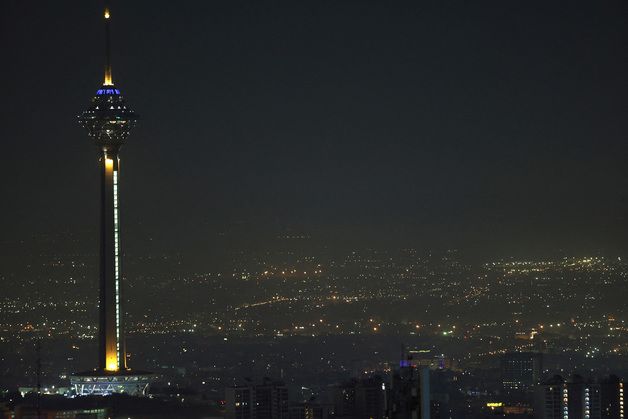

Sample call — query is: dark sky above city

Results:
[2,0,627,259]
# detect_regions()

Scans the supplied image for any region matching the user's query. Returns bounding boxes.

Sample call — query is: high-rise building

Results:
[387,359,431,419]
[333,376,387,419]
[535,375,614,419]
[567,375,601,419]
[502,352,543,392]
[70,3,152,396]
[225,378,289,419]
[225,385,254,419]
[600,375,624,419]
[535,375,569,419]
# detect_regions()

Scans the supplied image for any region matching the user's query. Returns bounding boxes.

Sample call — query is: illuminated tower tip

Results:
[103,5,113,85]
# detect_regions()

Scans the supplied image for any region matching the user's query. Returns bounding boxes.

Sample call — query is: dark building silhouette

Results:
[600,375,624,419]
[225,385,253,419]
[535,375,568,419]
[567,375,601,419]
[333,376,386,419]
[225,378,289,419]
[387,351,431,419]
[535,374,624,419]
[288,401,332,419]
[502,352,543,392]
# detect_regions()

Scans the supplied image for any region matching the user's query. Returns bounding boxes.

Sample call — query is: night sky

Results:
[2,0,628,259]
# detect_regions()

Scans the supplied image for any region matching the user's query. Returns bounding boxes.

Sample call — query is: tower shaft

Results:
[99,149,125,371]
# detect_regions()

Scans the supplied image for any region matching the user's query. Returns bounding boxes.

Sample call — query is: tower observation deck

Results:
[71,3,152,396]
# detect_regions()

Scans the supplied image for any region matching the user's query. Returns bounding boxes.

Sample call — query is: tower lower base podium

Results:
[70,370,153,397]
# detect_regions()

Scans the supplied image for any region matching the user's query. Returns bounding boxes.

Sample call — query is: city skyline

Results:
[0,0,627,417]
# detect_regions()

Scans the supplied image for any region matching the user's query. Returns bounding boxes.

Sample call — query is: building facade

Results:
[535,375,624,419]
[600,375,624,419]
[502,352,543,392]
[225,379,289,419]
[333,376,387,419]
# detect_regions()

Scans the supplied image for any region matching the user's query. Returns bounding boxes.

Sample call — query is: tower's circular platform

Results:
[70,370,154,397]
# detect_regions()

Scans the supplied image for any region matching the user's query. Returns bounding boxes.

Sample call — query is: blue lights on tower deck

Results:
[96,88,121,95]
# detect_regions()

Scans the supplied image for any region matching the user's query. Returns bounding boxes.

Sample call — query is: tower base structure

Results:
[70,370,153,397]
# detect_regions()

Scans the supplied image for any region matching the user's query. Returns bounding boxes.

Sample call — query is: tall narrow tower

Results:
[71,3,151,396]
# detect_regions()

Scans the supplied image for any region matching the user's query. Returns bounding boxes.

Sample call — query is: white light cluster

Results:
[620,382,624,418]
[113,169,121,368]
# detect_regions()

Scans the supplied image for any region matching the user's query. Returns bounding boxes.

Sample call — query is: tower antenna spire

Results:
[103,1,113,86]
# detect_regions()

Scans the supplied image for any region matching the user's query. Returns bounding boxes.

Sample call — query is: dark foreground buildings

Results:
[387,361,430,419]
[502,352,543,393]
[70,4,151,396]
[535,374,625,419]
[600,375,624,418]
[225,378,289,419]
[333,376,387,419]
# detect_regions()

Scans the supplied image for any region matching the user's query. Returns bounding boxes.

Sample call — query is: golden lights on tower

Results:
[106,356,118,372]
[103,7,113,86]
